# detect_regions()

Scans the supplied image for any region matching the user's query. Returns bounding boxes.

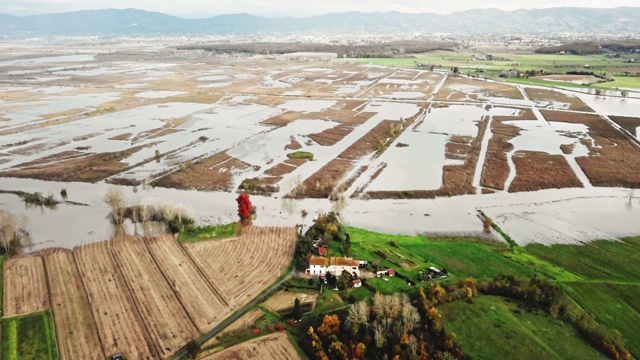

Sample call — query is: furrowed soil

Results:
[3,255,50,318]
[509,151,583,192]
[541,110,640,187]
[201,332,301,360]
[43,248,105,360]
[293,158,354,198]
[143,234,231,333]
[183,226,296,310]
[111,235,198,358]
[73,241,157,360]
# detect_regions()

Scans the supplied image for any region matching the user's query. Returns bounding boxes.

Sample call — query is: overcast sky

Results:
[1,0,638,17]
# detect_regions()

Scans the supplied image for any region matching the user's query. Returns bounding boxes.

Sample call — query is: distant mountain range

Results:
[2,7,640,37]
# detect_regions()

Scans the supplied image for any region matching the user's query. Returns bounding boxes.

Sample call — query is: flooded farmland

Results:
[1,42,640,251]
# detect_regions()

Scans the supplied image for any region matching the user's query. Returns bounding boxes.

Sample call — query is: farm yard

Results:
[201,332,302,360]
[0,226,298,359]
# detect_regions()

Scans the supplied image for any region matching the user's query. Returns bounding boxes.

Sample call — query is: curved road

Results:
[172,268,298,359]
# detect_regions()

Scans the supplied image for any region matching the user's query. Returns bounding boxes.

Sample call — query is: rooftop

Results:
[309,256,329,267]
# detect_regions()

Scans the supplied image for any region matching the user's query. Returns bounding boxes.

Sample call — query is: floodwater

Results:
[2,54,640,253]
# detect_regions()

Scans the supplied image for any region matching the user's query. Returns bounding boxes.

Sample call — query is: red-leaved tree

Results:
[236,192,252,222]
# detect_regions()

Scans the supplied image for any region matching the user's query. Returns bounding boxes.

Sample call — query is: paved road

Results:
[172,268,298,359]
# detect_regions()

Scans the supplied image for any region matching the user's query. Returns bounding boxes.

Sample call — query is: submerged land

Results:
[0,35,639,360]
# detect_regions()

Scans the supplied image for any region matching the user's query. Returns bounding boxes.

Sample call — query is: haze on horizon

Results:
[1,0,638,18]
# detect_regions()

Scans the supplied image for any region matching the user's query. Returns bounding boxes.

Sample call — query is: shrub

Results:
[287,151,314,160]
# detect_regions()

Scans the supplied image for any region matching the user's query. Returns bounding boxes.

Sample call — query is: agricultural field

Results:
[183,226,296,309]
[562,282,640,358]
[42,249,104,360]
[110,235,199,358]
[201,332,302,360]
[2,254,50,318]
[348,227,535,282]
[440,295,607,360]
[143,234,231,333]
[262,290,317,314]
[1,311,58,360]
[73,242,156,359]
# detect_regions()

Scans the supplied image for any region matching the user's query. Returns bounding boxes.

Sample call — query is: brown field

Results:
[309,123,356,146]
[143,234,231,333]
[265,162,298,176]
[292,158,354,198]
[480,120,521,190]
[609,115,640,136]
[154,151,252,191]
[262,111,306,126]
[285,136,302,150]
[508,151,583,192]
[524,88,593,112]
[340,120,399,160]
[43,249,105,360]
[73,242,156,359]
[435,77,523,101]
[183,226,296,309]
[201,332,301,360]
[540,110,640,187]
[2,255,50,317]
[262,291,317,314]
[493,107,536,121]
[238,176,281,195]
[111,235,198,358]
[0,145,146,182]
[201,308,265,349]
[314,109,376,125]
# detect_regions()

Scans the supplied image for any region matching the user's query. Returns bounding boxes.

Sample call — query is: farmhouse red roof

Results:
[331,257,359,267]
[309,257,329,266]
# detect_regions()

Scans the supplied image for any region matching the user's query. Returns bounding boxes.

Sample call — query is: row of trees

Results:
[303,293,462,360]
[294,212,348,270]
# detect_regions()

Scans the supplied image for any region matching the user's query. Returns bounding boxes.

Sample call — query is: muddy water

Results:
[576,93,640,116]
[2,177,639,252]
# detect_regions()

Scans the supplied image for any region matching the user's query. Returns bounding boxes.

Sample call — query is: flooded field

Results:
[1,43,639,251]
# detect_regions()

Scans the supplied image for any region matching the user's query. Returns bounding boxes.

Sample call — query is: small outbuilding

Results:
[352,279,362,288]
[317,247,327,256]
[387,269,396,277]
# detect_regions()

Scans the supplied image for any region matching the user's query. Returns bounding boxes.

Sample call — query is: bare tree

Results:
[104,186,127,224]
[0,210,29,254]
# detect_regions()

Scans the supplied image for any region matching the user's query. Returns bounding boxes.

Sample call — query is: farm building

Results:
[352,279,362,288]
[305,256,361,277]
[376,269,395,277]
[328,257,360,277]
[306,257,329,276]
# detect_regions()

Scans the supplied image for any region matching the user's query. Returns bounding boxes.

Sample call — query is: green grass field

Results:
[348,228,535,280]
[1,311,58,360]
[525,239,640,282]
[178,222,238,242]
[440,295,607,360]
[562,282,640,358]
[355,51,640,90]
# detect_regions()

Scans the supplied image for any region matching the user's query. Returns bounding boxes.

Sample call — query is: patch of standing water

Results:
[135,91,186,99]
[0,54,95,67]
[198,83,232,88]
[197,75,229,81]
[262,76,291,88]
[278,99,336,113]
[335,85,361,95]
[384,92,425,99]
[576,93,640,117]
